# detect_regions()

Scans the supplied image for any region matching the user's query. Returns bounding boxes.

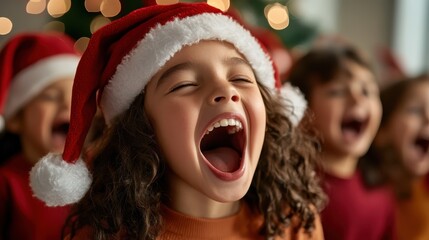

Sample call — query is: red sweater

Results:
[320,170,396,240]
[0,154,70,240]
[67,203,324,240]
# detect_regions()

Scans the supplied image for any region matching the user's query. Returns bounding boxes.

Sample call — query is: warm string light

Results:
[47,0,71,18]
[264,3,289,30]
[85,0,103,12]
[16,1,290,39]
[26,0,46,14]
[206,0,230,12]
[44,20,65,32]
[100,0,121,17]
[26,0,71,17]
[0,17,13,35]
[90,15,111,34]
[75,37,90,53]
[156,0,179,5]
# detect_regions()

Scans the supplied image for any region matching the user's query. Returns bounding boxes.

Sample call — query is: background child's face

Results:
[144,41,266,204]
[379,81,429,176]
[6,77,73,164]
[309,60,382,158]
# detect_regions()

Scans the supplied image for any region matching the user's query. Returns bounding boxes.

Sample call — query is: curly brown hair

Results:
[361,73,429,198]
[64,81,326,239]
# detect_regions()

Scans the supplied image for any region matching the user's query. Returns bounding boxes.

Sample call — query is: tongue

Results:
[203,147,240,172]
[51,132,67,152]
[342,128,359,142]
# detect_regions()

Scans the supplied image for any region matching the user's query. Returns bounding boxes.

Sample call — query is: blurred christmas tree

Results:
[228,0,317,48]
[55,0,143,40]
[54,0,317,49]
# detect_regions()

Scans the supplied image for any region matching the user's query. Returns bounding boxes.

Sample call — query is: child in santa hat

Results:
[29,2,326,239]
[0,32,80,239]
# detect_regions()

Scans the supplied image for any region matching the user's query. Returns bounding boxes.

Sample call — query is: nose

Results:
[347,85,365,106]
[209,82,240,105]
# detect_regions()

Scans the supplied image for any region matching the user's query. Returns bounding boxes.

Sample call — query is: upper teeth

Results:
[206,118,243,135]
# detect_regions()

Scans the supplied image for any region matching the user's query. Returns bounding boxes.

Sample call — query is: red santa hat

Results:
[30,2,285,206]
[0,33,80,132]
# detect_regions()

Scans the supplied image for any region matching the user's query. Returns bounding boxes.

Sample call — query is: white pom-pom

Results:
[30,153,92,206]
[280,83,308,126]
[0,116,4,132]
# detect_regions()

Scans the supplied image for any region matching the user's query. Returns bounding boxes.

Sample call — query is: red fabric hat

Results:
[30,2,279,206]
[0,32,80,131]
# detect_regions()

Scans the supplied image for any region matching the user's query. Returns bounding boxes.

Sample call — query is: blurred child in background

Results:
[0,32,80,240]
[288,42,396,240]
[363,73,429,240]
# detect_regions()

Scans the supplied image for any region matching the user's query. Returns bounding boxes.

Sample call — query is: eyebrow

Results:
[156,62,194,89]
[223,56,252,69]
[155,56,253,89]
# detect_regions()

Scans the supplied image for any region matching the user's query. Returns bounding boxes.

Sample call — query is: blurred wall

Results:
[338,0,393,60]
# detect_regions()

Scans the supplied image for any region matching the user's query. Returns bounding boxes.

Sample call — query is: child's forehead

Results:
[156,40,252,71]
[403,81,429,98]
[172,40,246,59]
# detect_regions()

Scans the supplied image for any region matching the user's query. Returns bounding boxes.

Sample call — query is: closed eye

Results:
[405,104,424,115]
[168,82,198,94]
[37,92,62,102]
[326,87,347,97]
[230,77,254,84]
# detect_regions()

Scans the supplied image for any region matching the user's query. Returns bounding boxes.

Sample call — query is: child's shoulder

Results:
[281,205,324,240]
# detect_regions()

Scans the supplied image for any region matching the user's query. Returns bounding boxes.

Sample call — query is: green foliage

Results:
[57,0,142,40]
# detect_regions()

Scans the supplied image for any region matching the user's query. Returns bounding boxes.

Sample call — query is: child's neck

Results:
[320,151,358,178]
[167,185,241,219]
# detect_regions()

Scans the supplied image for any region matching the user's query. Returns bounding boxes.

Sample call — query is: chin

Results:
[206,173,253,202]
[210,187,248,203]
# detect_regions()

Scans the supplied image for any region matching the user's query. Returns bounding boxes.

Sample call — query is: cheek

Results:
[371,101,383,123]
[251,98,266,140]
[23,104,51,131]
[311,102,338,130]
[149,102,198,158]
[388,118,417,151]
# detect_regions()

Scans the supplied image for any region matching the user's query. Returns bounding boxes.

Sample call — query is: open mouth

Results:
[52,122,70,135]
[414,136,429,155]
[200,118,245,180]
[341,117,368,141]
[51,121,70,149]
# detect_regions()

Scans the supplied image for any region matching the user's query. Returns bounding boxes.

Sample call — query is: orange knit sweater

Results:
[66,203,323,240]
[395,178,429,240]
[159,203,323,240]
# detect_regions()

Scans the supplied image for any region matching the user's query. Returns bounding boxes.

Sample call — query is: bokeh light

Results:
[85,0,102,12]
[0,17,13,35]
[265,3,289,30]
[26,0,46,14]
[43,20,65,32]
[47,0,72,18]
[90,15,111,34]
[207,0,230,12]
[100,0,121,18]
[74,37,90,53]
[156,0,179,5]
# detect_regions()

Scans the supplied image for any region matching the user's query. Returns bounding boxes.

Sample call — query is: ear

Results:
[5,113,23,134]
